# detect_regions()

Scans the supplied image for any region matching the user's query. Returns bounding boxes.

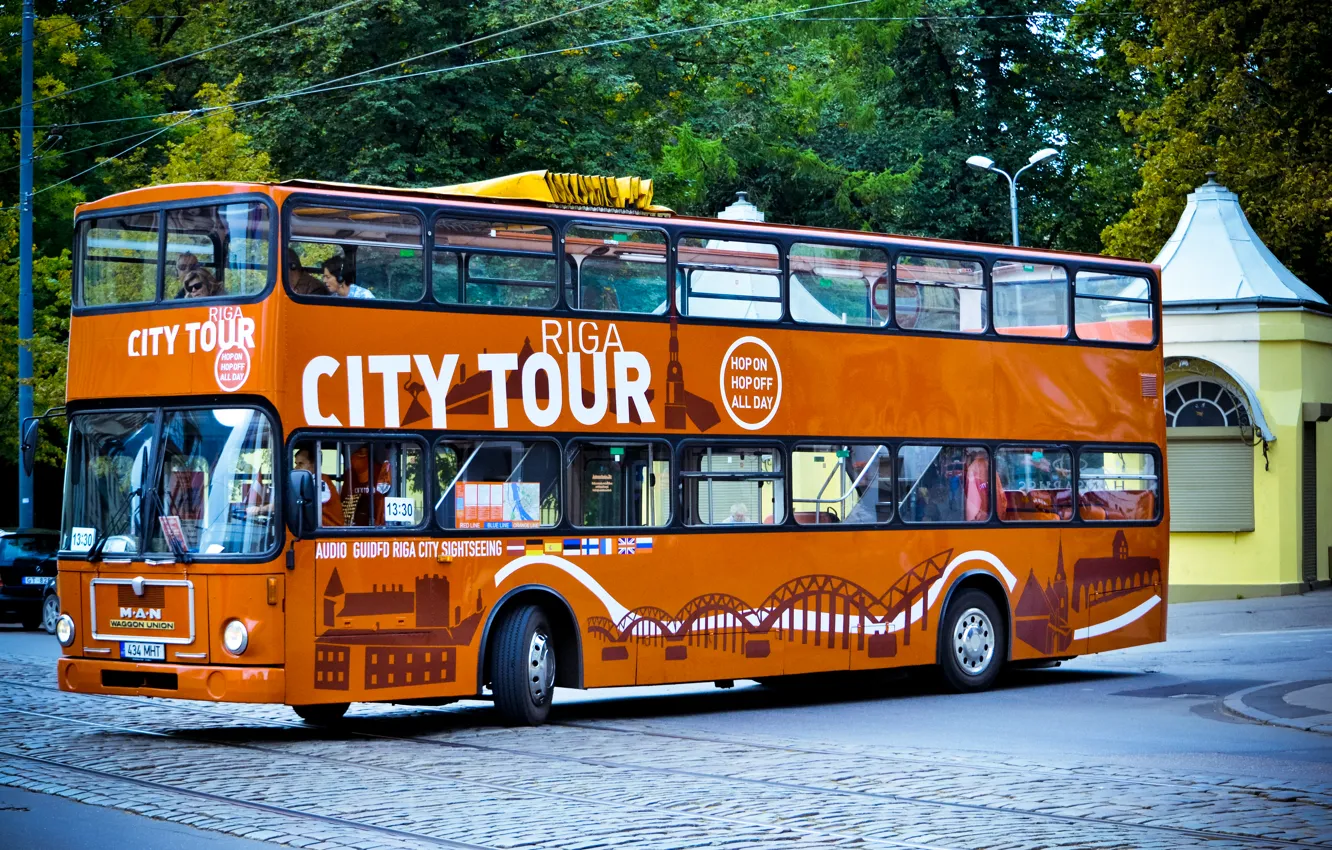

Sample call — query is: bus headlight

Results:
[55,614,75,647]
[222,620,249,656]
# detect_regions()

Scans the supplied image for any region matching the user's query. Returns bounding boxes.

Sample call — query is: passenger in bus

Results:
[182,268,224,298]
[293,445,343,527]
[914,486,944,522]
[963,450,990,521]
[286,248,326,295]
[171,252,202,298]
[321,256,375,299]
[723,503,750,524]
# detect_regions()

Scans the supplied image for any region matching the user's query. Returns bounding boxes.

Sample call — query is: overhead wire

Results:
[0,123,164,175]
[0,0,380,115]
[8,0,622,190]
[4,0,1121,132]
[31,111,195,196]
[9,0,1123,193]
[1,0,617,129]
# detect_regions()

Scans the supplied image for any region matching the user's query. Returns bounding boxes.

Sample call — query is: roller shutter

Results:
[1166,439,1254,532]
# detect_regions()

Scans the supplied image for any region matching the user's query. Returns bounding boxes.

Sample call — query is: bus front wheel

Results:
[938,589,1006,692]
[293,703,349,725]
[490,604,556,726]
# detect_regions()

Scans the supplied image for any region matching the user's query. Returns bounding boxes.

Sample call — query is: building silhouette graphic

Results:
[1015,532,1161,654]
[315,569,481,691]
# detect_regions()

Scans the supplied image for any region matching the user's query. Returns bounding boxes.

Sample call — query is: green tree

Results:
[0,204,71,467]
[1102,0,1332,298]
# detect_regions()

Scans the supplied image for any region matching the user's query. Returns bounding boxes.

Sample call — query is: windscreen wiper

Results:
[86,487,140,562]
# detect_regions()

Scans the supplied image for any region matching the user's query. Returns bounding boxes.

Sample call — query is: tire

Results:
[41,594,61,635]
[489,604,556,726]
[938,588,1006,692]
[293,703,349,725]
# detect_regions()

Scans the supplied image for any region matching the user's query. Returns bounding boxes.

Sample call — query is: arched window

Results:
[1165,379,1251,428]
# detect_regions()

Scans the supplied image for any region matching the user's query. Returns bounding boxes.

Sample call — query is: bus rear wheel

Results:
[293,703,349,725]
[489,604,556,726]
[938,589,1006,692]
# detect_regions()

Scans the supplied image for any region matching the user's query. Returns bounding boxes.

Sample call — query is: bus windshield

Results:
[62,410,156,554]
[61,407,278,557]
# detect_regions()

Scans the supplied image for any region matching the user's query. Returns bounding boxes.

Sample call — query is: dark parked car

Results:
[0,529,60,633]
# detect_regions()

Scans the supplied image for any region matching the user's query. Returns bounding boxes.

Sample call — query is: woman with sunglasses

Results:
[182,268,224,298]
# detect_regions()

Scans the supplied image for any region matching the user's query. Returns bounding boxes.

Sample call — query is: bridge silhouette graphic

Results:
[588,549,951,659]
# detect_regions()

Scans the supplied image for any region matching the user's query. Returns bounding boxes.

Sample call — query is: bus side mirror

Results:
[286,470,318,539]
[20,419,39,476]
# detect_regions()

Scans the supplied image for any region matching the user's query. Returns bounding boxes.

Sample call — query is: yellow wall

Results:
[1163,309,1332,599]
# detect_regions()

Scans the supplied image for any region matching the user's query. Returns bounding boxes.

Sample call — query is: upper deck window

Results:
[894,255,986,333]
[565,223,667,314]
[1074,271,1154,344]
[78,202,271,307]
[993,261,1069,338]
[788,243,891,327]
[289,205,424,301]
[433,216,557,309]
[678,235,782,322]
[81,211,160,306]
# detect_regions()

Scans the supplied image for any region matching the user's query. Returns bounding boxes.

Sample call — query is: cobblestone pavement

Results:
[1,647,1330,850]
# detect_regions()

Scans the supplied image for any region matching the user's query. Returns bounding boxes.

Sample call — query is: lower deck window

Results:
[295,439,424,528]
[1078,450,1158,521]
[569,442,670,528]
[996,447,1073,522]
[434,440,560,529]
[682,445,784,525]
[897,445,990,523]
[791,443,892,524]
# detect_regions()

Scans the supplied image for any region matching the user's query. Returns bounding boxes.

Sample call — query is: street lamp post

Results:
[965,148,1059,246]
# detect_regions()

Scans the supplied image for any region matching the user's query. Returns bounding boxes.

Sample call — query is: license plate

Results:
[121,641,166,662]
[21,576,54,586]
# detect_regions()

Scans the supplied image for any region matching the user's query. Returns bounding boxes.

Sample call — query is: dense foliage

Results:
[0,0,1328,487]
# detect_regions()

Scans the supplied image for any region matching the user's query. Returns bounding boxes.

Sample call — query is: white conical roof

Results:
[1153,175,1325,306]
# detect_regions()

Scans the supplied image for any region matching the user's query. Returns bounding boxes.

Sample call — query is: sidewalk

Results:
[1169,588,1332,733]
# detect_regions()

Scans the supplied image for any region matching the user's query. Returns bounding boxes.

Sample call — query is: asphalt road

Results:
[0,592,1329,849]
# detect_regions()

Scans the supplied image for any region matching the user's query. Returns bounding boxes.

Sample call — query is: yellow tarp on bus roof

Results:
[431,170,671,213]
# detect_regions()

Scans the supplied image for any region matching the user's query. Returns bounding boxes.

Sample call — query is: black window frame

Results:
[677,438,787,528]
[73,193,279,315]
[789,440,895,527]
[894,440,994,525]
[565,438,674,530]
[564,219,672,316]
[993,442,1076,524]
[989,258,1072,341]
[1072,269,1156,345]
[286,430,433,534]
[676,230,786,323]
[286,199,428,304]
[60,400,284,563]
[1074,443,1163,525]
[891,251,990,335]
[431,434,564,532]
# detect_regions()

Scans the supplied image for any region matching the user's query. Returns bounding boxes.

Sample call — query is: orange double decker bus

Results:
[45,172,1167,725]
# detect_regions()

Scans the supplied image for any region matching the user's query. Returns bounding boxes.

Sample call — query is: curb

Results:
[1222,680,1332,735]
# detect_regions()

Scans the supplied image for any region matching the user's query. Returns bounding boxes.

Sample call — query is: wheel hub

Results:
[953,607,994,676]
[528,630,554,705]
